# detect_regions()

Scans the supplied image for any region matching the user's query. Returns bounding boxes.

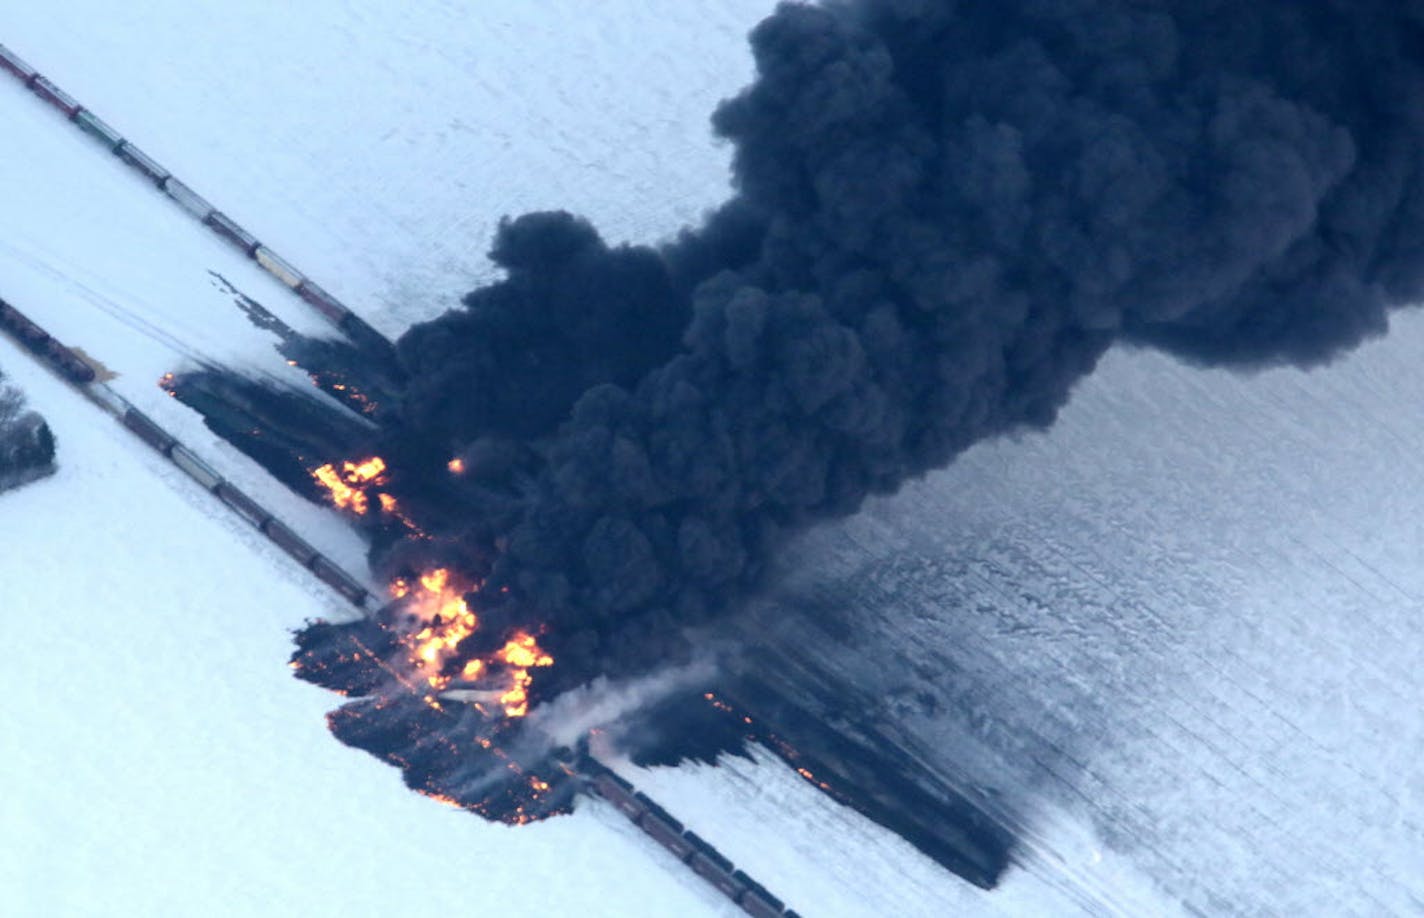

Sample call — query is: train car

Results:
[638,812,696,862]
[255,247,305,289]
[633,791,683,832]
[28,75,81,118]
[47,344,96,385]
[74,109,124,150]
[0,44,36,82]
[0,301,50,345]
[591,773,647,822]
[87,383,129,419]
[310,556,369,606]
[162,178,214,220]
[169,445,224,492]
[261,518,320,568]
[732,871,784,917]
[215,481,272,529]
[296,281,351,323]
[206,212,260,256]
[688,852,748,901]
[737,891,783,918]
[122,409,177,455]
[114,142,170,186]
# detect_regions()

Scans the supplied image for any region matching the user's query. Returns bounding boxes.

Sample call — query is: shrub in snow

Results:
[0,370,56,492]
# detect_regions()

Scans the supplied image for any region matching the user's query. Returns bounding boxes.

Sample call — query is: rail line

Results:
[0,42,391,358]
[0,296,376,613]
[576,752,801,918]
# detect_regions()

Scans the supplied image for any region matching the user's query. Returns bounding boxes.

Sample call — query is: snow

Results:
[3,2,1423,916]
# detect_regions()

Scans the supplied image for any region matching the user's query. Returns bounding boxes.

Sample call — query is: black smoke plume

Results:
[374,0,1424,690]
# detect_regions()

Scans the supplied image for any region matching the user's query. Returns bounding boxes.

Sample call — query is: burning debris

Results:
[311,456,388,515]
[290,565,561,821]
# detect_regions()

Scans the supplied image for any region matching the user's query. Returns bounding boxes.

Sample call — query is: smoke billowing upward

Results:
[377,0,1424,687]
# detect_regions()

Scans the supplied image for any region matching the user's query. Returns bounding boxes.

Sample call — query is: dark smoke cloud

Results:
[382,0,1424,687]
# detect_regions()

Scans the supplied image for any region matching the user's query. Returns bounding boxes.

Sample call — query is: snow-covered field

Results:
[2,2,1422,916]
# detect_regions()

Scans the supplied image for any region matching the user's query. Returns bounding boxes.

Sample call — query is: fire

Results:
[447,457,465,474]
[311,456,388,514]
[494,632,555,717]
[389,569,554,717]
[402,568,480,690]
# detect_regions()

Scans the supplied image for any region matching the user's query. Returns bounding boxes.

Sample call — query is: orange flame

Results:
[401,568,480,690]
[494,632,555,717]
[391,570,554,717]
[447,457,465,474]
[311,456,388,514]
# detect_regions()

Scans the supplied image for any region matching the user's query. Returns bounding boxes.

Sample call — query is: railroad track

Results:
[0,41,392,358]
[575,751,801,918]
[0,297,375,613]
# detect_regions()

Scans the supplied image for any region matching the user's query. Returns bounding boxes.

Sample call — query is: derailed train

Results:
[0,297,374,610]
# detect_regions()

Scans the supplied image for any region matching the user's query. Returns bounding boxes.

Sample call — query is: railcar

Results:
[0,44,36,81]
[206,212,260,256]
[255,247,305,289]
[0,301,49,345]
[47,343,95,384]
[639,812,696,861]
[732,871,784,917]
[28,75,80,118]
[162,177,214,220]
[88,383,129,419]
[122,409,177,455]
[114,142,170,186]
[215,481,272,529]
[169,445,224,492]
[688,852,747,901]
[310,556,369,606]
[74,109,123,150]
[591,773,647,822]
[296,281,351,323]
[262,518,320,568]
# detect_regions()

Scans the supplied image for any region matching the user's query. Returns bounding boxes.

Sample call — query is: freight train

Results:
[0,297,373,609]
[0,41,392,360]
[574,752,799,918]
[0,301,96,385]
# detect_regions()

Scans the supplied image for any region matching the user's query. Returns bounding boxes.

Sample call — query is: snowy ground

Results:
[3,2,1422,916]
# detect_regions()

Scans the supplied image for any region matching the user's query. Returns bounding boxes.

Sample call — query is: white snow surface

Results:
[2,2,1422,917]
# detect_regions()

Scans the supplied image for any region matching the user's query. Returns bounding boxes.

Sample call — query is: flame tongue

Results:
[312,456,388,514]
[396,570,553,716]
